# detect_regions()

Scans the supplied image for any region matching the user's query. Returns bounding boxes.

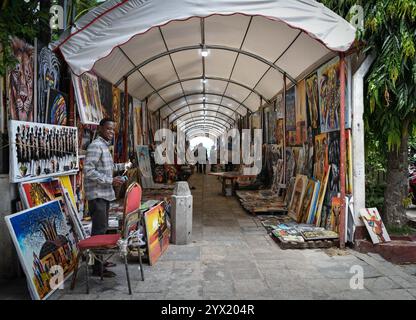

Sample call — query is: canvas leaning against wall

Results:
[9,120,78,183]
[72,72,103,125]
[5,200,79,300]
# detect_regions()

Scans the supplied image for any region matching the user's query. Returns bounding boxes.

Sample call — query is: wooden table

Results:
[208,172,257,196]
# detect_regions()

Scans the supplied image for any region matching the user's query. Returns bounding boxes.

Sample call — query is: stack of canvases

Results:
[283,56,353,240]
[3,37,88,299]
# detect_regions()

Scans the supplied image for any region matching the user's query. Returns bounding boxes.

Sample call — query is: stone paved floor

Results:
[3,174,416,300]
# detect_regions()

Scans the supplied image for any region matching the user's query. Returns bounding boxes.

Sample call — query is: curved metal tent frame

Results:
[176,116,233,128]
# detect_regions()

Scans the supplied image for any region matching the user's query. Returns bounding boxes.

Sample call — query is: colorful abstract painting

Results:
[306,73,320,130]
[8,37,34,122]
[5,200,78,300]
[46,89,68,126]
[9,120,79,183]
[143,202,170,265]
[318,57,348,133]
[37,43,61,123]
[359,208,391,244]
[72,72,103,125]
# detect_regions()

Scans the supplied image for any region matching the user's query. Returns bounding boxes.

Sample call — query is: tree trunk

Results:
[383,122,409,227]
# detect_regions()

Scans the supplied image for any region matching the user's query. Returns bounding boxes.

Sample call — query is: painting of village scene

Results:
[5,200,78,300]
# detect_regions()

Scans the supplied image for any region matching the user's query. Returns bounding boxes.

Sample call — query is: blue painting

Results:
[5,200,78,300]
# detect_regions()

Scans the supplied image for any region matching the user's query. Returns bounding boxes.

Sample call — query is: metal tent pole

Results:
[339,54,346,249]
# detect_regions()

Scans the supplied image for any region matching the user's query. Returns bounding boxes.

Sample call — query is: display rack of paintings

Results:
[314,133,328,181]
[46,88,68,125]
[8,37,35,122]
[72,72,103,125]
[37,42,61,123]
[306,73,320,130]
[9,120,78,183]
[288,174,308,221]
[359,208,391,244]
[143,202,170,265]
[5,200,78,300]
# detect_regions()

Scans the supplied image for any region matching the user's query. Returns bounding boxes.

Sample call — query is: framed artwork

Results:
[72,72,103,125]
[46,88,68,126]
[359,208,391,244]
[38,43,61,123]
[136,145,154,188]
[285,86,296,131]
[314,133,328,181]
[5,200,78,300]
[9,120,78,183]
[143,202,170,265]
[318,57,348,133]
[288,174,308,221]
[19,178,62,209]
[8,37,35,122]
[306,73,320,130]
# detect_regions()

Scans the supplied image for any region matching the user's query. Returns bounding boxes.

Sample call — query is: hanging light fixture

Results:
[201,44,208,57]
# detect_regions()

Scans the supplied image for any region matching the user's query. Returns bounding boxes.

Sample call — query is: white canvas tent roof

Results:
[54,0,355,137]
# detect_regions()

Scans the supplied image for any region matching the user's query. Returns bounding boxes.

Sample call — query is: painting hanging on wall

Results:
[285,86,296,131]
[275,94,284,119]
[98,77,113,118]
[276,119,284,146]
[327,131,340,199]
[9,120,78,183]
[295,80,307,145]
[359,208,391,244]
[46,88,68,126]
[133,101,142,147]
[267,110,277,144]
[318,57,348,133]
[5,200,78,300]
[314,133,328,181]
[72,72,103,125]
[306,73,320,130]
[38,42,61,123]
[143,202,170,265]
[8,37,35,122]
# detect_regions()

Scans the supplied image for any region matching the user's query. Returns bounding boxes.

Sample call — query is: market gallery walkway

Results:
[57,174,416,300]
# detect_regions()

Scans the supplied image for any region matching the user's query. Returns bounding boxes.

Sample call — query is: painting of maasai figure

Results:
[72,72,103,125]
[306,73,319,130]
[46,88,68,126]
[8,37,34,122]
[318,57,348,133]
[9,120,78,183]
[38,43,61,123]
[5,200,78,300]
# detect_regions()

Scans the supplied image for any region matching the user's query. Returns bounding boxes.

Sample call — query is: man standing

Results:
[197,143,208,174]
[84,118,131,277]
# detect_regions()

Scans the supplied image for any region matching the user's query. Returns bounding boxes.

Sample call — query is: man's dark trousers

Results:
[89,198,110,273]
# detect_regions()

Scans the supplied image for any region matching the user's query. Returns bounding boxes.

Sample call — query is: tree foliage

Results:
[320,0,416,150]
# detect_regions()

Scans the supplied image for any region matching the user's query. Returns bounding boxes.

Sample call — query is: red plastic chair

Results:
[70,182,144,294]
